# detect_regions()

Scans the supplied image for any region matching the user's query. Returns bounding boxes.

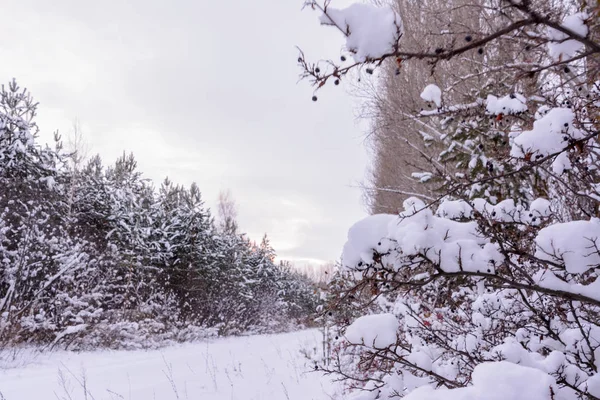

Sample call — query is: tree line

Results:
[0,80,319,350]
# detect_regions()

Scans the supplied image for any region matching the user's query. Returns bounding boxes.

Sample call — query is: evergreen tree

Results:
[0,79,320,349]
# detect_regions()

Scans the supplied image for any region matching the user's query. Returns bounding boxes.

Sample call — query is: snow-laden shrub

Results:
[302,1,600,399]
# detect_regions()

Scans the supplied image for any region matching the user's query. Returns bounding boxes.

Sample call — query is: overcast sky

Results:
[0,0,368,265]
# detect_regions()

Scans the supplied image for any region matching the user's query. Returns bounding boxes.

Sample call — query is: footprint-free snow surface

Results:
[0,329,337,400]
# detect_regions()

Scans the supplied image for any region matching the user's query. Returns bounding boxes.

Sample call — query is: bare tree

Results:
[217,189,238,234]
[65,119,90,218]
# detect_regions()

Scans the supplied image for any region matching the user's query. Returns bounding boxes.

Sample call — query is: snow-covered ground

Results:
[0,330,337,400]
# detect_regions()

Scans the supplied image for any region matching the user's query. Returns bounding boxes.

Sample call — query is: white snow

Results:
[473,198,523,222]
[552,151,572,174]
[402,362,557,400]
[533,268,600,303]
[535,218,600,274]
[345,313,399,348]
[438,197,551,225]
[485,94,527,115]
[52,324,89,347]
[0,330,337,400]
[511,107,583,162]
[412,171,433,183]
[547,13,589,61]
[436,199,474,219]
[420,84,442,108]
[342,196,574,277]
[529,198,552,217]
[320,3,402,62]
[342,213,397,267]
[342,197,504,274]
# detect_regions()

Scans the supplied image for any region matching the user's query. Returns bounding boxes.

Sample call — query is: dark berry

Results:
[340,55,346,62]
[465,35,472,42]
[312,95,318,102]
[564,123,569,127]
[366,68,374,74]
[478,48,484,55]
[525,45,531,51]
[564,67,570,73]
[509,94,516,99]
[435,48,443,54]
[315,67,320,73]
[334,79,340,85]
[297,57,302,63]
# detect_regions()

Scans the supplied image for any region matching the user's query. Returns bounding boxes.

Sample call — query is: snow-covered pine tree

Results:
[0,79,321,348]
[156,181,220,325]
[0,80,93,345]
[276,260,323,328]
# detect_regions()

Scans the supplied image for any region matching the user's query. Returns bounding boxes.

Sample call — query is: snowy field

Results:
[0,330,337,400]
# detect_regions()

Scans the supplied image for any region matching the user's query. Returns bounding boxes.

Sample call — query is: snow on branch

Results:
[403,362,558,400]
[316,2,403,63]
[547,13,590,61]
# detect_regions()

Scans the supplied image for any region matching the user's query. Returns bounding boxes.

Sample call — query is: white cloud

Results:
[0,0,368,263]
